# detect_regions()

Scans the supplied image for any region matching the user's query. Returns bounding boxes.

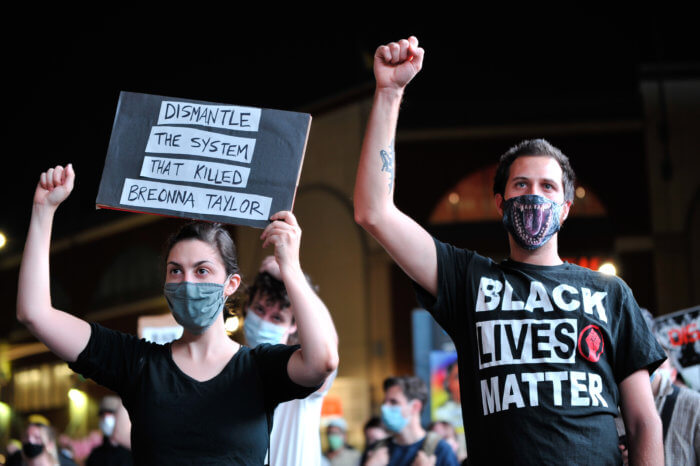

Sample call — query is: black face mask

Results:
[22,441,44,459]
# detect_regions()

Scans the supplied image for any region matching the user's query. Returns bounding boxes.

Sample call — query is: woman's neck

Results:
[174,319,237,360]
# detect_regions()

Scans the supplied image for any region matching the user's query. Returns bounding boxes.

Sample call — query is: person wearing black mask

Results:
[19,414,76,466]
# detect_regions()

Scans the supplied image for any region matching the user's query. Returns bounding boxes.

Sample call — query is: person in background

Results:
[650,356,700,465]
[244,255,338,466]
[4,439,23,466]
[85,396,133,466]
[427,421,466,463]
[362,376,459,466]
[322,418,361,466]
[19,414,76,466]
[363,416,389,449]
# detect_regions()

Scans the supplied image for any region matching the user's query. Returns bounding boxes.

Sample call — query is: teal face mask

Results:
[327,433,344,451]
[164,279,228,334]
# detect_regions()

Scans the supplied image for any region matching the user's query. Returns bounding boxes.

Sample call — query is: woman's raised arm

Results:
[260,211,339,387]
[16,164,91,362]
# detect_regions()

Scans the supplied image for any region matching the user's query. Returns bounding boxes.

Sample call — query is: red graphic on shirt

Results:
[578,325,604,362]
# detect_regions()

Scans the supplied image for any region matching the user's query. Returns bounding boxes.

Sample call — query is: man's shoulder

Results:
[432,237,494,269]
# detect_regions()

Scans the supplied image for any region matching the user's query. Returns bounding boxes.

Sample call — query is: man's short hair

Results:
[246,271,319,310]
[247,272,290,309]
[383,376,428,408]
[493,139,576,203]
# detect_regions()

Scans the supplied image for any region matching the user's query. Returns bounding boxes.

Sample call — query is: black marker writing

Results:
[127,185,195,208]
[149,159,184,176]
[153,132,181,147]
[205,193,264,216]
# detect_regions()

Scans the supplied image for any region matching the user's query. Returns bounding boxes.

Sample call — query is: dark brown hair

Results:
[493,139,576,202]
[165,222,239,277]
[383,376,428,410]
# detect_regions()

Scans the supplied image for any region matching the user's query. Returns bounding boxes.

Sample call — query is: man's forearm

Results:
[354,87,404,229]
[627,418,663,465]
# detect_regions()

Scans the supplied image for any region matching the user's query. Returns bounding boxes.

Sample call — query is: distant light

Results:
[0,401,10,419]
[575,187,586,199]
[448,192,460,205]
[0,232,6,249]
[225,316,239,333]
[599,262,617,276]
[68,389,87,408]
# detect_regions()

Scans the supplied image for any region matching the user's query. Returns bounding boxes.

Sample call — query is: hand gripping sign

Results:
[97,92,311,228]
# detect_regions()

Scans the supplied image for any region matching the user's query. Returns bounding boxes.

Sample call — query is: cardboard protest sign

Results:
[97,91,311,228]
[653,305,700,389]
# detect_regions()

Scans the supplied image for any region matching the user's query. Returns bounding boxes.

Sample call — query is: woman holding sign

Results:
[17,164,339,465]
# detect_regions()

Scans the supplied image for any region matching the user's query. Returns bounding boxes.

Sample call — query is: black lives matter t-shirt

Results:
[69,323,317,465]
[415,238,665,465]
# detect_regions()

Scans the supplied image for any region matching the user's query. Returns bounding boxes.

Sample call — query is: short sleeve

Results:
[68,322,150,396]
[613,283,666,383]
[251,343,321,407]
[413,237,475,335]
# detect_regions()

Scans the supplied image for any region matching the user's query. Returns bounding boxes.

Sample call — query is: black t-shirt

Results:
[69,322,317,465]
[414,238,666,465]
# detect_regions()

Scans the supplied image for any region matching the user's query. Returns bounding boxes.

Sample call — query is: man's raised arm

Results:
[353,36,438,297]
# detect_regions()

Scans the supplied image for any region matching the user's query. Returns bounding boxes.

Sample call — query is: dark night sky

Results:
[2,8,698,257]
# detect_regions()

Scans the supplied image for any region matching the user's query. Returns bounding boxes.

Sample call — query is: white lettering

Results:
[582,288,608,323]
[589,373,608,407]
[545,371,568,406]
[502,280,525,310]
[481,371,609,416]
[476,277,503,311]
[502,374,525,410]
[525,281,553,312]
[481,376,501,415]
[570,371,590,406]
[521,372,545,406]
[552,284,580,311]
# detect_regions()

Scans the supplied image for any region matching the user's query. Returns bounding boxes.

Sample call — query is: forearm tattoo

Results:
[379,139,395,193]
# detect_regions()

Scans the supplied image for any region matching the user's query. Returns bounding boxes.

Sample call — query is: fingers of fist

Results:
[376,36,423,66]
[39,164,74,191]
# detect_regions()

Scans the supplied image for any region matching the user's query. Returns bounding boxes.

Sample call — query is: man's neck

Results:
[507,234,563,266]
[394,418,425,446]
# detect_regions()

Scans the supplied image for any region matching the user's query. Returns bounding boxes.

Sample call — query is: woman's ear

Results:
[224,274,241,297]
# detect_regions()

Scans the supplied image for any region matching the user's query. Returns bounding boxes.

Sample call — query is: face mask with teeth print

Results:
[501,194,565,250]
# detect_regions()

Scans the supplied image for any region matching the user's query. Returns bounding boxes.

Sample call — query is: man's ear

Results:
[225,274,241,297]
[412,399,423,416]
[560,200,572,223]
[495,193,504,217]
